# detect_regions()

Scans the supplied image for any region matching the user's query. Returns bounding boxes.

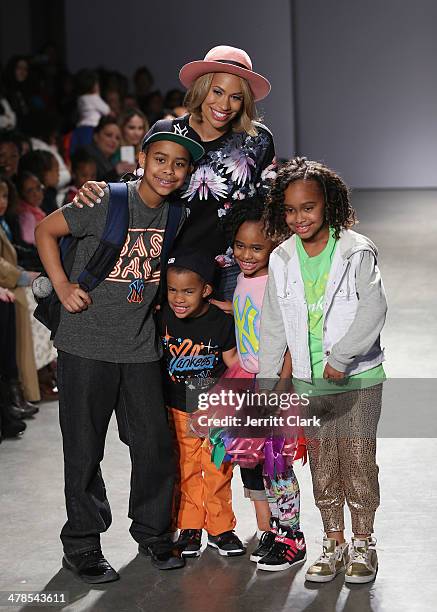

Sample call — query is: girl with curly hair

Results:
[259,157,387,585]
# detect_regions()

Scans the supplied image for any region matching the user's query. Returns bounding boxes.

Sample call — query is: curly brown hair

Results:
[263,157,357,242]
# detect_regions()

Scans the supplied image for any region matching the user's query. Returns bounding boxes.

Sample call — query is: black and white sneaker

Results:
[207,531,246,557]
[257,525,306,572]
[177,529,202,558]
[250,517,279,562]
[250,531,277,562]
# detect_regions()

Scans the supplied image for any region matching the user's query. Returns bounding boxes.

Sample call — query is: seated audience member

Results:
[12,131,32,156]
[104,87,122,118]
[0,174,40,402]
[0,79,17,130]
[143,90,164,124]
[56,71,77,134]
[18,150,60,214]
[1,173,57,401]
[133,65,154,112]
[163,106,188,120]
[3,56,33,130]
[114,108,148,165]
[84,116,128,181]
[0,286,37,439]
[71,69,111,153]
[163,89,185,111]
[62,148,97,205]
[26,110,71,188]
[0,131,21,179]
[16,171,46,245]
[123,93,138,111]
[3,173,42,272]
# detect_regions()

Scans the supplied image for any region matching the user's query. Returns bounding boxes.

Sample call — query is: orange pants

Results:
[169,407,236,536]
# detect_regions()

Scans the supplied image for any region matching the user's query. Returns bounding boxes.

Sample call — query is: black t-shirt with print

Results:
[157,302,236,411]
[147,115,276,265]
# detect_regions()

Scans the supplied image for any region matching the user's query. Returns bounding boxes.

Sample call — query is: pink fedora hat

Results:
[179,45,271,102]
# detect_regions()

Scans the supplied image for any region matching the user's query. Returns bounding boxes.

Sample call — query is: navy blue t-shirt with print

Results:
[147,115,276,265]
[157,303,236,411]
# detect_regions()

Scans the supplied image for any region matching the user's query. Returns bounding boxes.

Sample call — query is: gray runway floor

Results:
[1,190,436,611]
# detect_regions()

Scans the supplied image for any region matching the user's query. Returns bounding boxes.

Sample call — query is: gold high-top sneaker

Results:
[345,537,378,584]
[305,537,349,583]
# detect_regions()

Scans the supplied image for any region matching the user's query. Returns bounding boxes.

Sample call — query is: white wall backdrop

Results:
[65,0,296,159]
[293,0,437,188]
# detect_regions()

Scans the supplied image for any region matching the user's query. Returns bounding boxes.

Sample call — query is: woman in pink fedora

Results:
[74,45,276,306]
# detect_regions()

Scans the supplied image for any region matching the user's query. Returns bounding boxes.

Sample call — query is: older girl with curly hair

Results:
[259,157,387,585]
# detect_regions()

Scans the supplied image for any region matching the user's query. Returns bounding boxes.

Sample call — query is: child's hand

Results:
[72,181,107,208]
[323,363,345,380]
[0,287,15,302]
[55,281,92,313]
[209,298,233,315]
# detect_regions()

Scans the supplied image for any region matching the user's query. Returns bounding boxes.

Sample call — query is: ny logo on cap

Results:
[173,124,188,137]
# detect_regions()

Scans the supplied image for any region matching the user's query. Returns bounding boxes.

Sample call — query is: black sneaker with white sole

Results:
[250,516,279,562]
[177,529,202,557]
[257,526,306,572]
[207,531,246,556]
[250,530,277,562]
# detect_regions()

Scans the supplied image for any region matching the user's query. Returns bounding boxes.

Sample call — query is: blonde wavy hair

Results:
[184,73,259,136]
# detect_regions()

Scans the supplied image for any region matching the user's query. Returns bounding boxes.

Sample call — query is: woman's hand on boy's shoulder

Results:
[72,181,107,208]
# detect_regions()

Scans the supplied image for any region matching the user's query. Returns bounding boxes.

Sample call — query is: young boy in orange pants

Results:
[157,251,246,558]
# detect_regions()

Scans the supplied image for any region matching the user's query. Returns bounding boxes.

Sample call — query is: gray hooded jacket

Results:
[258,229,387,384]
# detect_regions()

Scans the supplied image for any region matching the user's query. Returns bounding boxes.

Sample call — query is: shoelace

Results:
[258,531,275,547]
[314,548,335,566]
[350,538,376,566]
[350,548,368,565]
[217,531,241,545]
[267,539,290,559]
[75,550,105,569]
[182,529,201,543]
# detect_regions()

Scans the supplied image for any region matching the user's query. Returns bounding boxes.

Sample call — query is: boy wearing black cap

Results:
[35,130,204,581]
[157,252,245,559]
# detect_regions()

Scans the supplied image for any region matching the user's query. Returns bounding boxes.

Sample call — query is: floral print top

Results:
[147,115,276,266]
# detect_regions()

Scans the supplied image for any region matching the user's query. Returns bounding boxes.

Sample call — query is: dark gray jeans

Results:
[57,351,175,555]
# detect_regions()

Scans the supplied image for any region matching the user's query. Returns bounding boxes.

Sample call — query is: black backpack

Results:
[33,182,184,338]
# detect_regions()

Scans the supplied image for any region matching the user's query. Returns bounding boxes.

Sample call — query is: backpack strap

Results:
[155,200,184,303]
[77,182,129,292]
[161,201,183,274]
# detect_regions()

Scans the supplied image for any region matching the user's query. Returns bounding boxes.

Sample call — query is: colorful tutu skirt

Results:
[190,362,306,478]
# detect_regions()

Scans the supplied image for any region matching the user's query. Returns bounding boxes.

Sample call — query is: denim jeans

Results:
[57,351,175,554]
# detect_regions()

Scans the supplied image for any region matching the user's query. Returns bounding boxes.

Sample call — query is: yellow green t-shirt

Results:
[293,229,385,396]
